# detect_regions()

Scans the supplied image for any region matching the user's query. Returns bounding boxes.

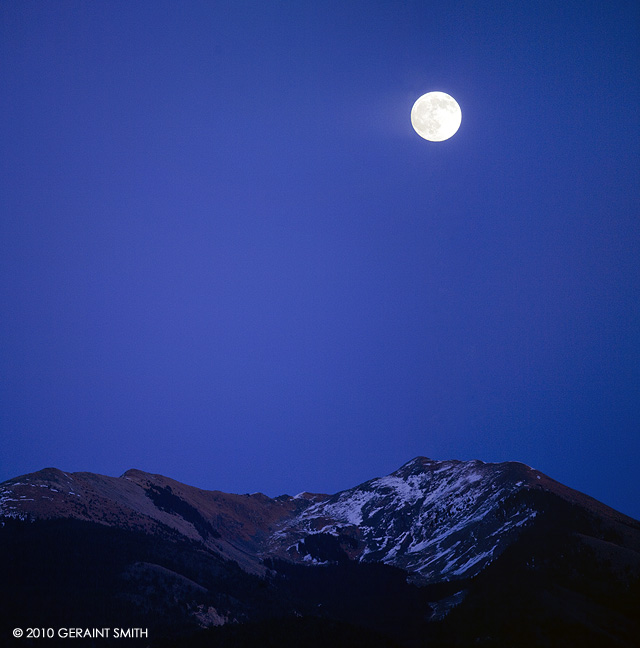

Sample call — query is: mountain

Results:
[265,457,607,583]
[1,458,639,647]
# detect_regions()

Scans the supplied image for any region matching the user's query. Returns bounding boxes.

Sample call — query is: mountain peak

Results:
[398,456,438,468]
[266,457,565,582]
[392,456,482,478]
[119,468,170,483]
[120,468,147,479]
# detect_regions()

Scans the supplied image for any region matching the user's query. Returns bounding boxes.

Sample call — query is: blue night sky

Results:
[1,1,639,519]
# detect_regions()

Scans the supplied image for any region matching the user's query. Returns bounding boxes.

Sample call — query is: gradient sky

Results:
[1,1,639,519]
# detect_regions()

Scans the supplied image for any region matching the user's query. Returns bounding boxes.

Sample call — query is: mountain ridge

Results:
[1,456,639,646]
[2,457,637,582]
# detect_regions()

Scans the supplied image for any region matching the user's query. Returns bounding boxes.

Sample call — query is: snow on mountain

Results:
[267,457,553,582]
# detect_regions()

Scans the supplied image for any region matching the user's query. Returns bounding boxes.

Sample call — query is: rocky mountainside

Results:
[266,457,600,583]
[1,457,639,647]
[1,465,315,576]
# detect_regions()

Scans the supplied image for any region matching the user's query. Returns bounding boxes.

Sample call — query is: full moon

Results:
[411,91,462,142]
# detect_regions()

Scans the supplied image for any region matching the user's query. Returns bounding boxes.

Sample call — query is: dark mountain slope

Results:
[429,489,640,647]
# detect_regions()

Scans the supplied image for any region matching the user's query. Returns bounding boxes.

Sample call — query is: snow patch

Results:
[450,546,496,576]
